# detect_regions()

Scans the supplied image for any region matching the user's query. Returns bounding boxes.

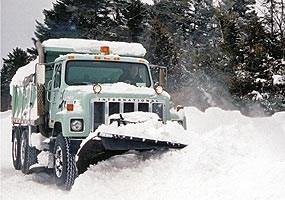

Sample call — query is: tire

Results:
[12,127,21,170]
[20,128,38,174]
[54,134,77,190]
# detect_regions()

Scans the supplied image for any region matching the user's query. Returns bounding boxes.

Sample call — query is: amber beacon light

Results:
[100,46,110,55]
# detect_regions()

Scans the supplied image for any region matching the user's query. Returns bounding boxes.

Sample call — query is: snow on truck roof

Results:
[42,38,147,57]
[53,53,149,65]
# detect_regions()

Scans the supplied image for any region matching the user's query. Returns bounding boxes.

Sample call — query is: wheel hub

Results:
[55,145,63,177]
[12,136,18,161]
[20,136,26,166]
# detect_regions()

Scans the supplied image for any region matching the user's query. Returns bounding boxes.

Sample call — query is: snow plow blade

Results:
[97,132,187,150]
[76,132,187,174]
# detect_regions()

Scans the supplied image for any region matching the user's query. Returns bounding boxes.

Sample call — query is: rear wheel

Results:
[12,127,21,170]
[54,134,77,190]
[20,128,37,174]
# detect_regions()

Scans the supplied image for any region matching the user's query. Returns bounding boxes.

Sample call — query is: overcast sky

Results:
[1,0,55,62]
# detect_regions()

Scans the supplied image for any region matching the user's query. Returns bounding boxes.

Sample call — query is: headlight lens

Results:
[155,85,163,94]
[70,119,84,132]
[93,84,102,94]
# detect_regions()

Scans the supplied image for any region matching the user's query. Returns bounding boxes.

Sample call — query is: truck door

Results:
[49,63,62,127]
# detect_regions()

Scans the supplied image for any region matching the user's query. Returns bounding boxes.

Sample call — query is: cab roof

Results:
[42,38,146,58]
[54,53,149,65]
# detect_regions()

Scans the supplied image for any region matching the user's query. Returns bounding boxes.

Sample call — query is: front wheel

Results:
[54,134,77,190]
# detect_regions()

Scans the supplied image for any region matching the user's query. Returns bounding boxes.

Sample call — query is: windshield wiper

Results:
[74,82,94,85]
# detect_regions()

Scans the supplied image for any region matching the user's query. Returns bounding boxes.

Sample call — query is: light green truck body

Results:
[10,38,186,190]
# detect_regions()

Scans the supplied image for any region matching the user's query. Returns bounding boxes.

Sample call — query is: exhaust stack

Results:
[35,41,48,136]
[35,41,45,116]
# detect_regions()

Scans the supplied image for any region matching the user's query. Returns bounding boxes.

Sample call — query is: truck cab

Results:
[37,39,185,138]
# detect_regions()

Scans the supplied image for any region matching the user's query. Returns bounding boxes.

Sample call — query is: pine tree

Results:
[217,0,263,92]
[216,0,285,113]
[35,0,147,42]
[176,0,235,110]
[145,0,193,91]
[120,0,146,42]
[261,0,285,59]
[35,0,80,41]
[1,48,34,111]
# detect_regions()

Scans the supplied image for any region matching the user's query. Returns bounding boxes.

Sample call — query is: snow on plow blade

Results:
[98,132,187,150]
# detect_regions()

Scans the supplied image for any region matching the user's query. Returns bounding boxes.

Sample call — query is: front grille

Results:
[91,98,165,131]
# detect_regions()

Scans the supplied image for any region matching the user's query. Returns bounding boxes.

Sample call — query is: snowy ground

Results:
[1,107,285,200]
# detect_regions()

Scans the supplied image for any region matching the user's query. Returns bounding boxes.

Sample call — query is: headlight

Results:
[176,105,184,112]
[154,85,163,94]
[93,84,102,94]
[70,119,84,132]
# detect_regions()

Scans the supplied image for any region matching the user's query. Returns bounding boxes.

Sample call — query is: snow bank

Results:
[72,107,285,200]
[43,38,146,57]
[1,107,285,200]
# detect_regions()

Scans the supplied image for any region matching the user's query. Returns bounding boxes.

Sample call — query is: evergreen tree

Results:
[35,0,147,42]
[217,0,285,113]
[217,0,263,92]
[145,0,194,91]
[35,0,80,41]
[261,0,285,59]
[178,0,235,110]
[120,0,146,42]
[1,48,34,111]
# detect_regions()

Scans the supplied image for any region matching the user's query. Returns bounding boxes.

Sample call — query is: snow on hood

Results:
[65,82,171,99]
[42,38,146,57]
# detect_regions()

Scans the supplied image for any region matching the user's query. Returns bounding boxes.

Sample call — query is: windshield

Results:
[65,61,151,87]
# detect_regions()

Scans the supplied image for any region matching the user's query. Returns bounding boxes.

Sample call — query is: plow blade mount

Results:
[76,132,187,174]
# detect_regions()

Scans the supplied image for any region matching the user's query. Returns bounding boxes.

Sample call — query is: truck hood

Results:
[64,82,170,100]
[62,83,170,113]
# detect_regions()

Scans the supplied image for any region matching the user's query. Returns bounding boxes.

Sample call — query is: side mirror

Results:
[150,65,167,87]
[159,68,165,87]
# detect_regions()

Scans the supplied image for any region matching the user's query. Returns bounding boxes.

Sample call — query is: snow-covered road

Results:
[1,107,285,200]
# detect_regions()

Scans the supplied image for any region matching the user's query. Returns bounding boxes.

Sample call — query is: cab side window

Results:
[54,64,62,88]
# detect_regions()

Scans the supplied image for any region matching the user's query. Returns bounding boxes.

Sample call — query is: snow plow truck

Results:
[11,38,187,190]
